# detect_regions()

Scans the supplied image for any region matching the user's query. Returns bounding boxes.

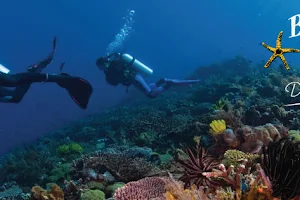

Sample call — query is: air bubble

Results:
[106,9,136,54]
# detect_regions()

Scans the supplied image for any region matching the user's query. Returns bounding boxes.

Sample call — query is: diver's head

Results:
[96,57,110,70]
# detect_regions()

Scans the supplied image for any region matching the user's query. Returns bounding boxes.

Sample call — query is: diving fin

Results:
[56,76,93,109]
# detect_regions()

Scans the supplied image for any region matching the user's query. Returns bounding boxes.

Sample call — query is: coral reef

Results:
[2,56,300,199]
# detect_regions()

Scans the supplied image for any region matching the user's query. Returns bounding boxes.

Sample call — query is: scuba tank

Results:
[0,64,10,74]
[120,53,153,75]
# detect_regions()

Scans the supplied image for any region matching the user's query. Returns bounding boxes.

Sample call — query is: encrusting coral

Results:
[223,149,259,167]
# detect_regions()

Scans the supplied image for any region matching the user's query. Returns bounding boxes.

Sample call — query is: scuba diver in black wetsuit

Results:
[96,53,201,98]
[0,36,93,109]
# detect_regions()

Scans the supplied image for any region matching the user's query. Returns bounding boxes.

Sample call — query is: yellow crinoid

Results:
[209,119,226,136]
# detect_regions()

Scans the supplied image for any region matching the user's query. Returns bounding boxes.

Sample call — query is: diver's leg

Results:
[0,87,14,102]
[0,85,31,103]
[133,74,164,98]
[28,36,57,72]
[157,78,201,86]
[10,85,31,103]
[0,72,92,108]
[154,78,201,91]
[0,72,73,87]
[133,74,152,94]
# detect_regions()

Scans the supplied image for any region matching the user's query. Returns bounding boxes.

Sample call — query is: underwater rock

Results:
[239,123,287,153]
[244,106,262,126]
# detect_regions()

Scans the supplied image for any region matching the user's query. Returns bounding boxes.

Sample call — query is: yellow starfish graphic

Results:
[262,31,300,70]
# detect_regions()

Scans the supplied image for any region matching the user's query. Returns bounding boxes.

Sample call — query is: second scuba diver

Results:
[0,36,93,109]
[96,53,200,98]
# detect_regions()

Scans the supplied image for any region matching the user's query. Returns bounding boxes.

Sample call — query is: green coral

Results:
[56,142,84,156]
[87,181,105,190]
[105,182,125,197]
[48,163,71,183]
[80,190,105,200]
[57,144,70,155]
[289,130,300,142]
[69,142,84,153]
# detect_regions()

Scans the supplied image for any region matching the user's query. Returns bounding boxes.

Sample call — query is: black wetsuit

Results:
[104,54,136,87]
[0,36,93,109]
[0,53,54,103]
[0,71,93,109]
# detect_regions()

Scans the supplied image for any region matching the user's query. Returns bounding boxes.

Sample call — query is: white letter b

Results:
[289,14,300,38]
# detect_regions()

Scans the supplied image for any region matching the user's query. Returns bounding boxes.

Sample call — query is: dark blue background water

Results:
[0,0,299,154]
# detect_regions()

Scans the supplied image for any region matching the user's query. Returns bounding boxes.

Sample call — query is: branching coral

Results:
[203,160,250,199]
[201,160,276,200]
[176,144,222,189]
[0,182,23,199]
[165,180,214,200]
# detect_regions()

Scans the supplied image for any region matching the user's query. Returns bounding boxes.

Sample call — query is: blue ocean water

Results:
[0,0,298,155]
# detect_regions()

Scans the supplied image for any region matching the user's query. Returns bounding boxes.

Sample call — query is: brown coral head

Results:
[176,144,222,189]
[30,184,64,200]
